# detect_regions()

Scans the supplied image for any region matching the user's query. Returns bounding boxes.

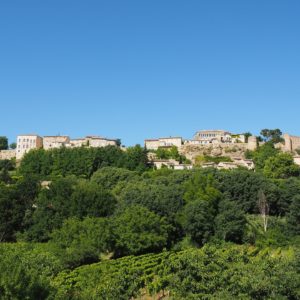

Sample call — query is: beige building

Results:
[86,136,118,147]
[194,130,232,144]
[16,134,43,160]
[66,136,118,148]
[283,133,300,152]
[0,150,16,160]
[150,159,192,170]
[43,136,70,150]
[145,137,183,150]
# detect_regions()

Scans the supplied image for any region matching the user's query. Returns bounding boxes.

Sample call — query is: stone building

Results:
[86,136,118,147]
[193,130,232,144]
[0,150,16,160]
[43,136,70,150]
[144,137,183,150]
[283,133,300,152]
[66,136,118,148]
[16,134,43,160]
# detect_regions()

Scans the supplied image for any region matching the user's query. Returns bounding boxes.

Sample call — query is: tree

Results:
[247,142,279,170]
[182,199,216,245]
[214,199,246,243]
[286,195,300,235]
[69,181,117,218]
[263,152,300,179]
[50,217,112,268]
[0,176,39,241]
[91,167,138,190]
[9,142,17,149]
[0,136,8,150]
[258,190,269,232]
[243,132,252,143]
[124,145,148,171]
[260,129,283,144]
[112,205,170,257]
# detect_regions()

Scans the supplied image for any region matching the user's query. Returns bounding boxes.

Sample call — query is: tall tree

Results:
[0,136,8,150]
[258,190,269,232]
[260,129,283,144]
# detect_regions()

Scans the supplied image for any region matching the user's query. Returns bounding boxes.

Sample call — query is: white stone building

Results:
[144,137,183,150]
[16,134,43,160]
[86,136,118,147]
[43,136,70,150]
[66,136,118,148]
[0,150,16,160]
[194,130,232,144]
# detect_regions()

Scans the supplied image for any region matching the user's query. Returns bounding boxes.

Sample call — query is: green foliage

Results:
[263,152,300,179]
[0,136,8,150]
[216,169,279,214]
[23,178,116,242]
[195,155,232,165]
[91,167,138,190]
[49,217,112,268]
[155,146,190,164]
[286,195,300,235]
[247,142,279,170]
[0,243,61,299]
[260,128,284,144]
[214,199,246,243]
[183,171,221,204]
[9,142,17,149]
[0,176,40,241]
[117,180,185,221]
[243,215,294,247]
[182,199,216,245]
[111,205,170,257]
[50,244,300,300]
[19,145,148,179]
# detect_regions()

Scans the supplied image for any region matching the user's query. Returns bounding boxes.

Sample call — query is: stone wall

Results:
[283,134,300,152]
[0,150,16,160]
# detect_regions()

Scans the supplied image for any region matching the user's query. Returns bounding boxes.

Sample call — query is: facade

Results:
[283,134,300,152]
[150,159,192,170]
[43,136,70,150]
[66,136,118,148]
[86,136,118,147]
[194,130,232,144]
[16,135,43,159]
[67,138,88,148]
[0,150,16,160]
[145,137,183,150]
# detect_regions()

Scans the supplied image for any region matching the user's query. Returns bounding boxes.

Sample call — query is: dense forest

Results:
[0,141,299,299]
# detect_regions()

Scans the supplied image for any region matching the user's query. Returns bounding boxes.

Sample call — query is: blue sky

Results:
[1,1,299,146]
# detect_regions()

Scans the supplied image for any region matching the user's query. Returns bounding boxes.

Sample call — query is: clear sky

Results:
[1,1,299,146]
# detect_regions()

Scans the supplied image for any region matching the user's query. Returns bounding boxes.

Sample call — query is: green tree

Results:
[247,142,279,170]
[0,136,8,150]
[263,152,300,179]
[50,217,112,268]
[0,176,39,241]
[124,145,148,171]
[182,199,216,245]
[286,195,300,235]
[214,199,246,243]
[9,142,17,149]
[91,167,138,190]
[260,128,283,144]
[112,205,170,257]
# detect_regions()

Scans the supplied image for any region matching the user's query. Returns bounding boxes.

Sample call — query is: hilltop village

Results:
[0,129,300,170]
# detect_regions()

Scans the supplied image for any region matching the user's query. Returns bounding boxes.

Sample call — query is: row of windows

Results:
[18,138,36,143]
[18,144,35,149]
